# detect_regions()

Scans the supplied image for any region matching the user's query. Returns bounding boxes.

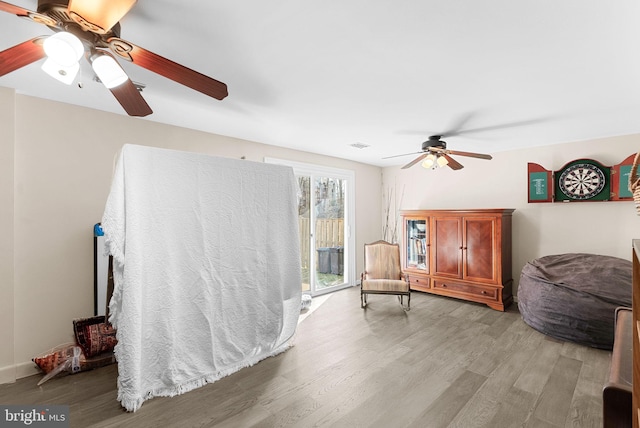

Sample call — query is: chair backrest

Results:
[363,240,402,280]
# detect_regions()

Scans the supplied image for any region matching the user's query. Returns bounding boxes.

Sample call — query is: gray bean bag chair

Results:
[518,253,632,350]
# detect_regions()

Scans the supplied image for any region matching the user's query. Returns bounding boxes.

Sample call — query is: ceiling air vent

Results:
[350,143,370,149]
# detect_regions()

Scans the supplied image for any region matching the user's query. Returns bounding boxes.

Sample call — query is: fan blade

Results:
[108,38,228,100]
[443,154,464,170]
[450,117,551,136]
[396,113,474,138]
[0,0,31,16]
[383,151,423,160]
[0,37,45,77]
[109,79,152,117]
[439,112,475,138]
[447,150,492,160]
[399,115,551,139]
[402,154,428,169]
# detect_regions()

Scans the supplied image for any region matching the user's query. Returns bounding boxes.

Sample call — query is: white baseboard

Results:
[16,361,39,379]
[0,364,16,385]
[0,361,39,385]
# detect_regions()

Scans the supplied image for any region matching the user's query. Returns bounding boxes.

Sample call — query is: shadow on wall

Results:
[512,208,541,296]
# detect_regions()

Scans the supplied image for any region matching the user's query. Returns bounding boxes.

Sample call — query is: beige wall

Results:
[6,89,636,384]
[0,88,15,383]
[383,134,640,296]
[1,93,382,382]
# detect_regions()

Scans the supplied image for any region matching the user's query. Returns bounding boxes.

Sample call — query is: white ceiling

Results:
[1,0,639,167]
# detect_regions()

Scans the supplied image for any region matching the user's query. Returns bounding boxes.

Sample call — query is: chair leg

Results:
[398,293,410,311]
[361,291,366,308]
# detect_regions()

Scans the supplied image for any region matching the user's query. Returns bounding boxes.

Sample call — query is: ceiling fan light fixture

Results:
[91,52,128,88]
[437,155,449,168]
[68,0,137,34]
[42,32,84,67]
[421,153,437,169]
[41,57,79,85]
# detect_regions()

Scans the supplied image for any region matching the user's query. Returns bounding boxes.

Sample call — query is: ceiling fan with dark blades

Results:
[0,0,228,117]
[385,135,492,170]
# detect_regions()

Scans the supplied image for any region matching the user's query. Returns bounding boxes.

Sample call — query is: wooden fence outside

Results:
[299,217,344,269]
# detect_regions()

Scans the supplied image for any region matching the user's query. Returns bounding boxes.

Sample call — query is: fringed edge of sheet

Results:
[101,146,127,329]
[117,341,293,412]
[103,231,125,329]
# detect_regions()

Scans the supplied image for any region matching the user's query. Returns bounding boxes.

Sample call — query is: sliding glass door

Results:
[266,158,355,296]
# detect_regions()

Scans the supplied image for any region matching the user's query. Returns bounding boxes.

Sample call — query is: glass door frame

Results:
[264,157,356,296]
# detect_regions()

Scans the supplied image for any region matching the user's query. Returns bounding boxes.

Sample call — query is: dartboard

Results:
[558,163,606,200]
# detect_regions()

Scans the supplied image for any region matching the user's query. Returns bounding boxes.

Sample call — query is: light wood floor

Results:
[0,286,612,427]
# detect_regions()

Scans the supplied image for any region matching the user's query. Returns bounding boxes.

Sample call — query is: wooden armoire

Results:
[400,208,514,311]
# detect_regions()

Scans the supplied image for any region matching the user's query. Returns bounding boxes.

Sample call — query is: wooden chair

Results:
[361,240,410,311]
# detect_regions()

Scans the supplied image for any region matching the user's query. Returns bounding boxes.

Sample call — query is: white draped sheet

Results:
[102,144,301,411]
